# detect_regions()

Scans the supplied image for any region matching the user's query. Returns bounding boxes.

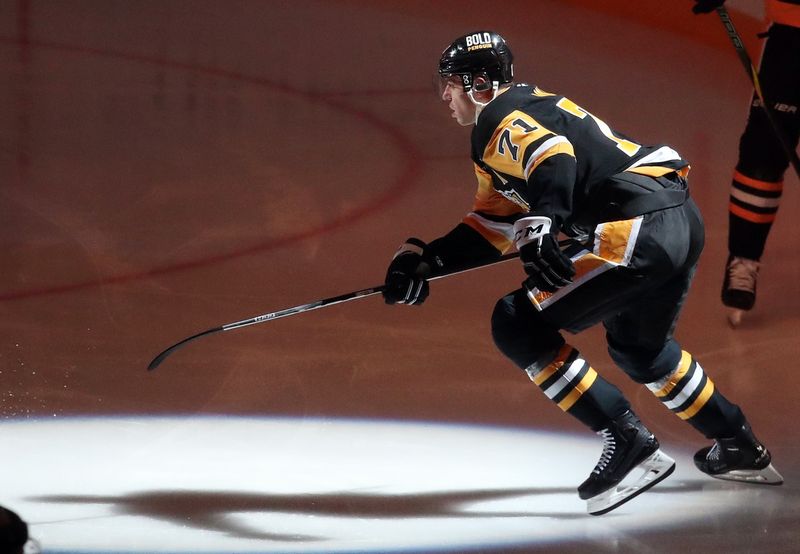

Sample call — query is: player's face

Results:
[440,77,475,126]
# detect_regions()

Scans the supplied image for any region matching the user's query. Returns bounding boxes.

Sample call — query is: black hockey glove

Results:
[383,238,435,305]
[513,216,575,294]
[692,0,725,14]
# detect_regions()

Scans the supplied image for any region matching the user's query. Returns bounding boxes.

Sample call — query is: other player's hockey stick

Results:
[147,251,521,371]
[715,6,800,178]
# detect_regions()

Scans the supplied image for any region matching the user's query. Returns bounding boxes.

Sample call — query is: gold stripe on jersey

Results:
[483,110,555,178]
[532,86,556,97]
[527,218,641,311]
[463,213,514,253]
[624,146,686,176]
[556,97,641,156]
[523,137,575,180]
[527,344,599,412]
[646,351,715,421]
[626,165,689,178]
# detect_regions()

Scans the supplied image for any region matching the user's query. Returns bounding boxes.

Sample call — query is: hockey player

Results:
[693,0,800,326]
[383,31,783,515]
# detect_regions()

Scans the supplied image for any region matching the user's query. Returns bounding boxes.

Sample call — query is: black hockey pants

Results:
[492,195,704,384]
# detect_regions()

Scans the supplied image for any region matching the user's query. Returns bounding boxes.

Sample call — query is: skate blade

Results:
[710,462,784,486]
[727,309,744,328]
[587,449,676,516]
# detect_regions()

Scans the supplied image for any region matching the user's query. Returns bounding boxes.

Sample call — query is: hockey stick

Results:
[147,251,521,371]
[715,6,800,178]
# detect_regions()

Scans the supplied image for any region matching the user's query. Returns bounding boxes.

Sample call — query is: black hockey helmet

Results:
[438,31,514,93]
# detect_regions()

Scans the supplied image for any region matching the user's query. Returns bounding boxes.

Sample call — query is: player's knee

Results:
[491,292,563,371]
[490,294,519,356]
[607,337,682,383]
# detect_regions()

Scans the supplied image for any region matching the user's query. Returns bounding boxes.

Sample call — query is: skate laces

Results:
[727,257,759,291]
[708,442,723,462]
[593,428,616,474]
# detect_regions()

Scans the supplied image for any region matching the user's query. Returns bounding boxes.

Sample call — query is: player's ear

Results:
[472,74,490,92]
[472,75,494,102]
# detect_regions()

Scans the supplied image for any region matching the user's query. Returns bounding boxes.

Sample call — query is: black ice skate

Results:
[694,422,783,485]
[578,411,675,516]
[722,255,759,327]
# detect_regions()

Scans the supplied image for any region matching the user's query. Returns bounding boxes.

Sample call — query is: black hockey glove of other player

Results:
[383,238,437,305]
[692,0,725,14]
[513,216,575,293]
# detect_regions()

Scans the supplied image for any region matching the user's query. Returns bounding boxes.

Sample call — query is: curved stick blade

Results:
[147,326,223,371]
[146,252,526,372]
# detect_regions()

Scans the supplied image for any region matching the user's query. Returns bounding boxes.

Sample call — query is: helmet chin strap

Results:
[467,81,499,124]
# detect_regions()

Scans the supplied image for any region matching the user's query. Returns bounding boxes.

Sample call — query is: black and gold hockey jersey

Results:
[462,84,690,253]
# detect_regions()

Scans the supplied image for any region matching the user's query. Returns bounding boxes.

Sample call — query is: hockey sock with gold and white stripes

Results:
[646,350,715,423]
[526,344,629,430]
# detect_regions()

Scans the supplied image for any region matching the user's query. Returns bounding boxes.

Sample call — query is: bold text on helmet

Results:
[465,32,492,49]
